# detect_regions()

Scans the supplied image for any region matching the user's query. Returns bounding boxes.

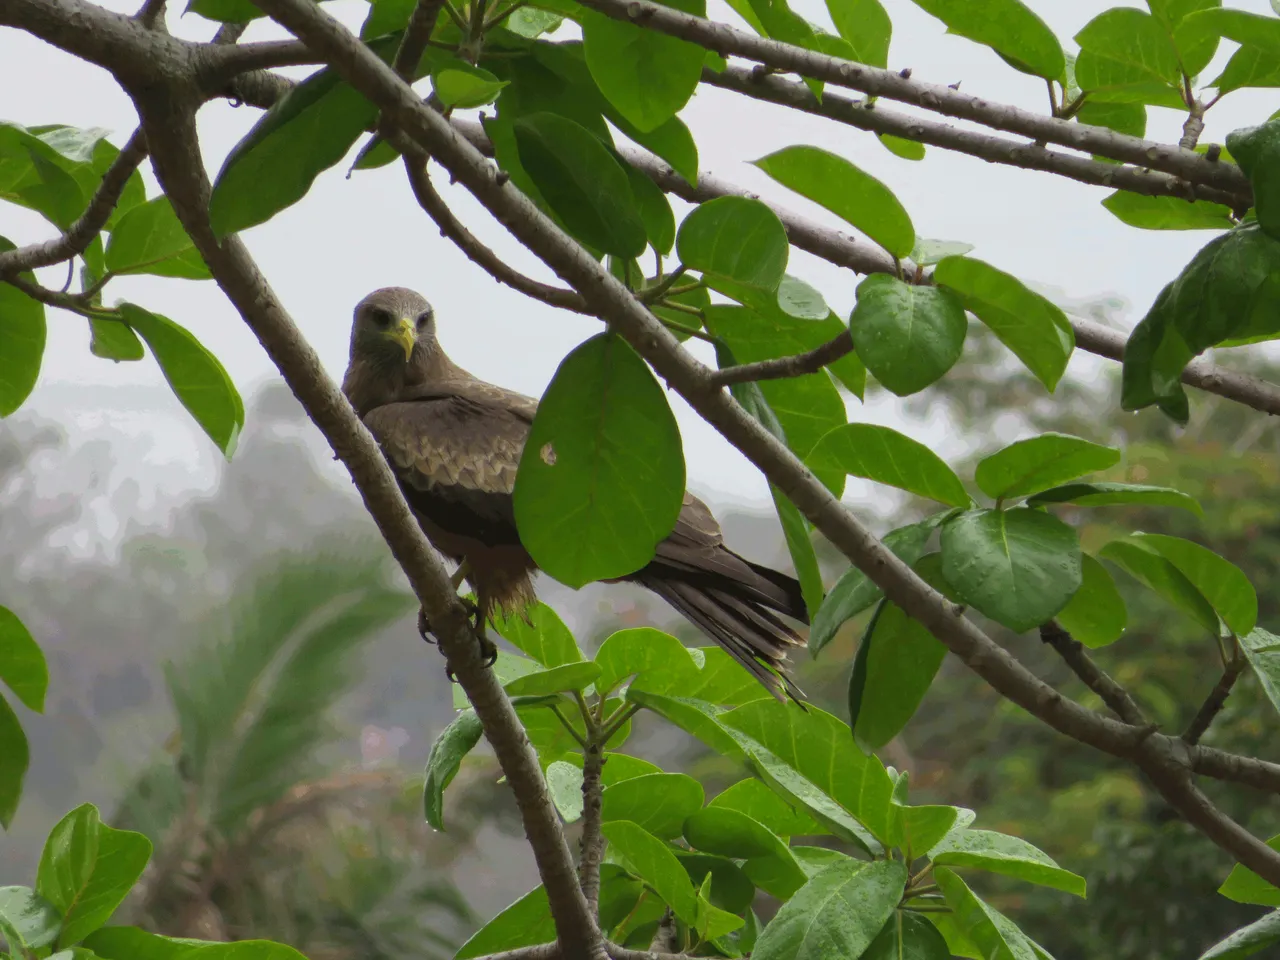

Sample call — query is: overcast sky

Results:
[3,0,1277,531]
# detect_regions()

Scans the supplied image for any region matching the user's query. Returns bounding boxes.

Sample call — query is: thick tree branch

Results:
[605,944,685,960]
[578,744,605,916]
[1040,622,1149,727]
[573,0,1251,198]
[1191,747,1280,794]
[0,128,147,279]
[471,946,562,960]
[1183,654,1248,746]
[133,90,606,960]
[205,38,322,77]
[393,0,445,80]
[250,0,1280,888]
[705,65,1247,208]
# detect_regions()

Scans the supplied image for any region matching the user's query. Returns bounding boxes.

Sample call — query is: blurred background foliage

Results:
[3,299,1279,959]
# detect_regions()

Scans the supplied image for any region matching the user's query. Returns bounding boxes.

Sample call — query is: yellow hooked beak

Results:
[387,316,416,361]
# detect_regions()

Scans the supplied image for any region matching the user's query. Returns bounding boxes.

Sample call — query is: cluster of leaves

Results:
[428,602,1087,959]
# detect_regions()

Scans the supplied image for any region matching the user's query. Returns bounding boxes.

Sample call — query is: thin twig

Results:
[705,65,1246,208]
[1040,622,1148,727]
[578,744,605,915]
[0,128,147,279]
[134,0,168,28]
[711,331,852,386]
[647,911,678,953]
[1183,647,1248,745]
[2,275,116,319]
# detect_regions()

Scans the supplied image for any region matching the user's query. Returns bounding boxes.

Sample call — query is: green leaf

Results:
[865,911,952,960]
[709,778,823,838]
[1101,191,1234,231]
[940,508,1082,632]
[583,0,705,132]
[721,700,897,845]
[975,434,1119,501]
[187,0,263,21]
[36,804,152,947]
[119,304,244,458]
[209,58,385,236]
[1076,100,1147,140]
[931,829,1085,896]
[679,853,756,915]
[595,627,701,698]
[0,607,46,712]
[602,820,697,924]
[683,647,778,706]
[422,710,483,831]
[455,886,556,960]
[603,754,664,785]
[506,6,566,37]
[912,238,974,266]
[89,319,145,363]
[1239,628,1280,720]
[933,256,1074,391]
[491,601,583,666]
[1075,8,1180,92]
[752,860,907,960]
[603,773,704,839]
[623,161,676,256]
[0,237,46,418]
[0,698,28,829]
[628,692,746,759]
[546,759,584,822]
[1183,9,1280,59]
[754,145,914,258]
[776,274,829,320]
[1212,44,1280,96]
[686,808,808,899]
[514,113,647,257]
[104,197,211,279]
[1055,553,1127,648]
[901,805,966,856]
[1150,0,1222,76]
[1129,532,1256,636]
[1026,481,1202,515]
[432,62,509,108]
[505,661,601,696]
[87,926,307,960]
[1219,834,1280,907]
[826,0,891,66]
[1228,119,1280,241]
[1197,911,1280,960]
[907,0,1064,80]
[848,601,946,751]
[693,872,747,940]
[453,651,541,709]
[807,424,970,508]
[936,868,1039,960]
[0,887,60,952]
[879,134,926,160]
[849,274,967,396]
[810,517,943,656]
[677,197,789,290]
[1099,539,1220,633]
[515,333,684,587]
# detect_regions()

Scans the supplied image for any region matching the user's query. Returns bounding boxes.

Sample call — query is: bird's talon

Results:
[417,607,438,645]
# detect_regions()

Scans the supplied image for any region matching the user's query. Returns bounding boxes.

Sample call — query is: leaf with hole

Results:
[933,256,1074,391]
[849,274,967,396]
[755,145,914,257]
[807,423,970,508]
[515,333,684,587]
[975,434,1119,501]
[941,508,1082,632]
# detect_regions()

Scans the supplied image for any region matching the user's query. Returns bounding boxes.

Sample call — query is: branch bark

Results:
[1183,654,1248,746]
[574,0,1251,198]
[249,0,1280,888]
[578,743,605,916]
[132,87,606,960]
[710,331,853,386]
[705,65,1246,207]
[1040,622,1149,727]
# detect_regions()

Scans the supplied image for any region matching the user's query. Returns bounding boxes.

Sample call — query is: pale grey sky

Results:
[3,0,1277,524]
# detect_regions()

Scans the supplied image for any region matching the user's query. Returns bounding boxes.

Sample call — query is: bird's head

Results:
[350,286,436,368]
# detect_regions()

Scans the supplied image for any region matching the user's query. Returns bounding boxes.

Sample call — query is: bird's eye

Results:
[416,311,432,329]
[370,308,393,328]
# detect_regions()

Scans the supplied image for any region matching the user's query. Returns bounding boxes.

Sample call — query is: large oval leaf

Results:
[865,911,952,960]
[909,0,1065,81]
[119,304,243,458]
[849,274,967,396]
[826,0,892,67]
[451,884,556,960]
[515,113,647,258]
[0,607,46,712]
[807,423,970,507]
[932,256,1074,392]
[940,508,1082,632]
[1129,533,1257,636]
[1026,481,1202,515]
[931,829,1086,896]
[601,820,698,924]
[0,236,46,417]
[1054,553,1127,649]
[0,886,60,951]
[603,773,704,839]
[848,600,946,751]
[0,701,27,829]
[751,860,906,960]
[677,197,788,290]
[422,711,483,831]
[1099,539,1220,633]
[974,433,1120,501]
[595,626,701,697]
[514,333,684,588]
[583,0,705,132]
[105,197,211,279]
[936,868,1041,960]
[754,145,914,258]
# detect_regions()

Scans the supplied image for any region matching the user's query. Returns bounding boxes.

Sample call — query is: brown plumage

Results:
[342,287,807,699]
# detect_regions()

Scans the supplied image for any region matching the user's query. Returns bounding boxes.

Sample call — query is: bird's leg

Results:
[451,559,471,591]
[418,559,476,644]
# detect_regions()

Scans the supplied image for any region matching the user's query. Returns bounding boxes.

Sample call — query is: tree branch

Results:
[471,946,562,960]
[0,128,147,279]
[1183,653,1248,745]
[1040,622,1149,727]
[705,65,1247,208]
[710,330,853,386]
[605,944,686,960]
[2,274,113,318]
[578,743,605,916]
[205,38,322,78]
[572,0,1251,198]
[132,88,606,960]
[249,0,1280,888]
[394,0,445,80]
[1190,747,1280,795]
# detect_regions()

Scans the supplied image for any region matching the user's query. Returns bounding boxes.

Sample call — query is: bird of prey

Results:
[342,287,808,699]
